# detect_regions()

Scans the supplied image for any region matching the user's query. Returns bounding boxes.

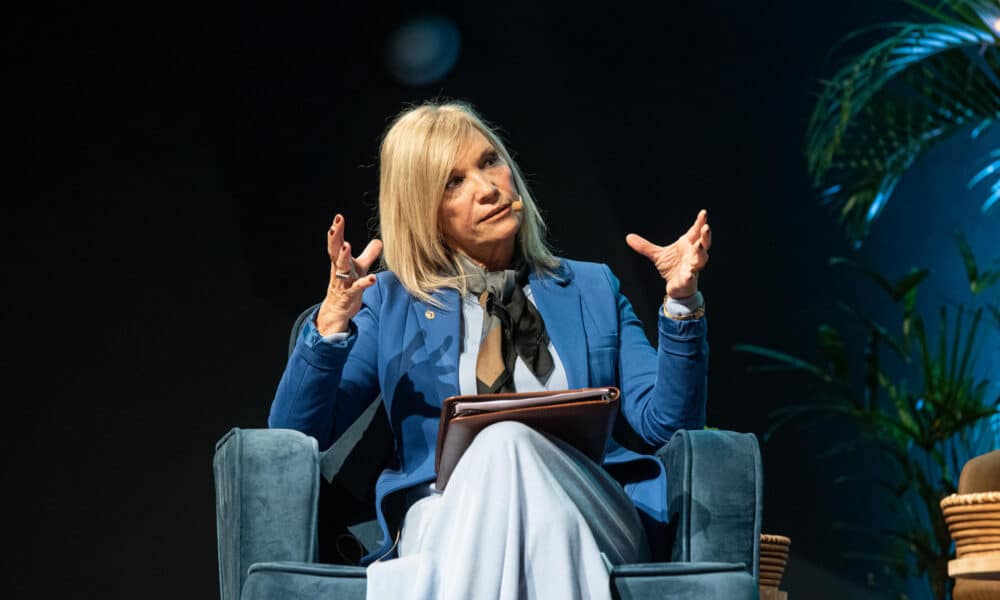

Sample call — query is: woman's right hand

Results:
[316,214,383,335]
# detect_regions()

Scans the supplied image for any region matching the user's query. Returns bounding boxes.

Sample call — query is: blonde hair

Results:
[377,101,559,307]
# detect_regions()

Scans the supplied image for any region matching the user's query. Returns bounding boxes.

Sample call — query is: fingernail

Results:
[334,215,342,224]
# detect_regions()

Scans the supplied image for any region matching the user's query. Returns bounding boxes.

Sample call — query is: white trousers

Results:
[366,422,650,600]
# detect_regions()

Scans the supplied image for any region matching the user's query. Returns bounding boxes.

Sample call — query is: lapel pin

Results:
[424,310,435,320]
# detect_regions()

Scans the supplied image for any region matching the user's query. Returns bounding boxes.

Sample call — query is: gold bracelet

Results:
[663,296,706,321]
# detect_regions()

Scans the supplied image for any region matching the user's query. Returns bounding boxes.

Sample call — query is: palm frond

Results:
[837,300,912,362]
[954,228,981,287]
[829,256,895,295]
[955,228,1000,293]
[731,343,836,382]
[967,149,1000,212]
[807,20,1000,242]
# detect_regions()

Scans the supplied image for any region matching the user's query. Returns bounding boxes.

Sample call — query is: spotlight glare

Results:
[386,16,461,87]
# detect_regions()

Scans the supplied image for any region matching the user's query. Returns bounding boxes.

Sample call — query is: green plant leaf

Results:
[901,0,998,29]
[956,307,983,388]
[987,304,1000,330]
[974,262,1000,294]
[829,256,895,296]
[818,324,850,381]
[732,344,834,382]
[838,301,911,362]
[954,229,979,287]
[901,0,969,27]
[966,150,1000,214]
[891,267,931,301]
[806,22,1000,243]
[902,286,920,344]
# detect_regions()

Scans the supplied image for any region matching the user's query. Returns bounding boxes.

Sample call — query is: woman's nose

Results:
[470,172,499,202]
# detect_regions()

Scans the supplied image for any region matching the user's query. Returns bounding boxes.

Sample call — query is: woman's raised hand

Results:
[316,214,383,335]
[625,209,711,300]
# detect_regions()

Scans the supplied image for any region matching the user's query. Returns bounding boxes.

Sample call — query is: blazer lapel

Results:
[407,262,589,400]
[410,288,461,404]
[530,263,589,389]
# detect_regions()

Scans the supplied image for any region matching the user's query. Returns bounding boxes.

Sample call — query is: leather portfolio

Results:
[434,387,620,490]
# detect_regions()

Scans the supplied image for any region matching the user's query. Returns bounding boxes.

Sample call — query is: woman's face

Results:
[438,129,521,270]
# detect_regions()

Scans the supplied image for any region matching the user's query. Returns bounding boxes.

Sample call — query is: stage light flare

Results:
[386,16,461,86]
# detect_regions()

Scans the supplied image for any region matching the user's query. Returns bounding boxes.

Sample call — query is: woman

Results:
[269,101,712,600]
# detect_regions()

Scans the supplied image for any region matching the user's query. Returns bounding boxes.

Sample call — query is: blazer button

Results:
[424,310,435,320]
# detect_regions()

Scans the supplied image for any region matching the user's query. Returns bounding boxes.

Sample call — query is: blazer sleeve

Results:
[605,264,708,447]
[268,279,383,451]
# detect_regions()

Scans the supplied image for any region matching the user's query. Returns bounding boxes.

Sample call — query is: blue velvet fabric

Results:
[214,427,763,600]
[214,429,321,600]
[659,429,763,578]
[242,562,367,600]
[240,561,758,600]
[610,563,758,600]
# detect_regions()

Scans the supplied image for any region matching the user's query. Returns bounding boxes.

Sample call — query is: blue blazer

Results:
[270,259,708,563]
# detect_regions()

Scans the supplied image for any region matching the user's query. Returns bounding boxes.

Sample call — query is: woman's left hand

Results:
[626,209,711,299]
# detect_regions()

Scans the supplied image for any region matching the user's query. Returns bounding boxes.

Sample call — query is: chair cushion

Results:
[241,561,755,600]
[243,562,367,600]
[611,562,757,600]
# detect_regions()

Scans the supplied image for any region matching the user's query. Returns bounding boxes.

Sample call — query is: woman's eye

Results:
[483,153,501,168]
[446,176,463,189]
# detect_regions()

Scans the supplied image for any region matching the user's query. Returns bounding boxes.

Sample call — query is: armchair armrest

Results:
[657,429,763,578]
[214,428,321,600]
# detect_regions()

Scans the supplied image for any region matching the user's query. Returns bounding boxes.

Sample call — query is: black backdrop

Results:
[10,2,925,597]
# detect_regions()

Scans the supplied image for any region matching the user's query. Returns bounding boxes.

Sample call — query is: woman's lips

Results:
[480,204,511,222]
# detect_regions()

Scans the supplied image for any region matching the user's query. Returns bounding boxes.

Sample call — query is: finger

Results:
[699,224,712,251]
[355,239,384,274]
[329,241,356,287]
[338,241,354,274]
[685,209,708,244]
[625,233,661,260]
[690,242,709,270]
[327,214,345,261]
[693,247,709,270]
[350,273,378,293]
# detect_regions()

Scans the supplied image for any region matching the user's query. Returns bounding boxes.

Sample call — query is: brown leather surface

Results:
[434,387,620,490]
[958,450,1000,494]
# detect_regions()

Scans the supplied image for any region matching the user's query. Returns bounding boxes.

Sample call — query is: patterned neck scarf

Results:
[455,252,555,394]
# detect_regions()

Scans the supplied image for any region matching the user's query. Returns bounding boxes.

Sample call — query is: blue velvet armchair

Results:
[214,424,763,599]
[214,306,764,599]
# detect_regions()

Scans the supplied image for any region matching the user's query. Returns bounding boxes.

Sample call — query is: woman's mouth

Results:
[480,204,511,223]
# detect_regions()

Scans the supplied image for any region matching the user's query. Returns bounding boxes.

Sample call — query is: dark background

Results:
[9,2,998,598]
